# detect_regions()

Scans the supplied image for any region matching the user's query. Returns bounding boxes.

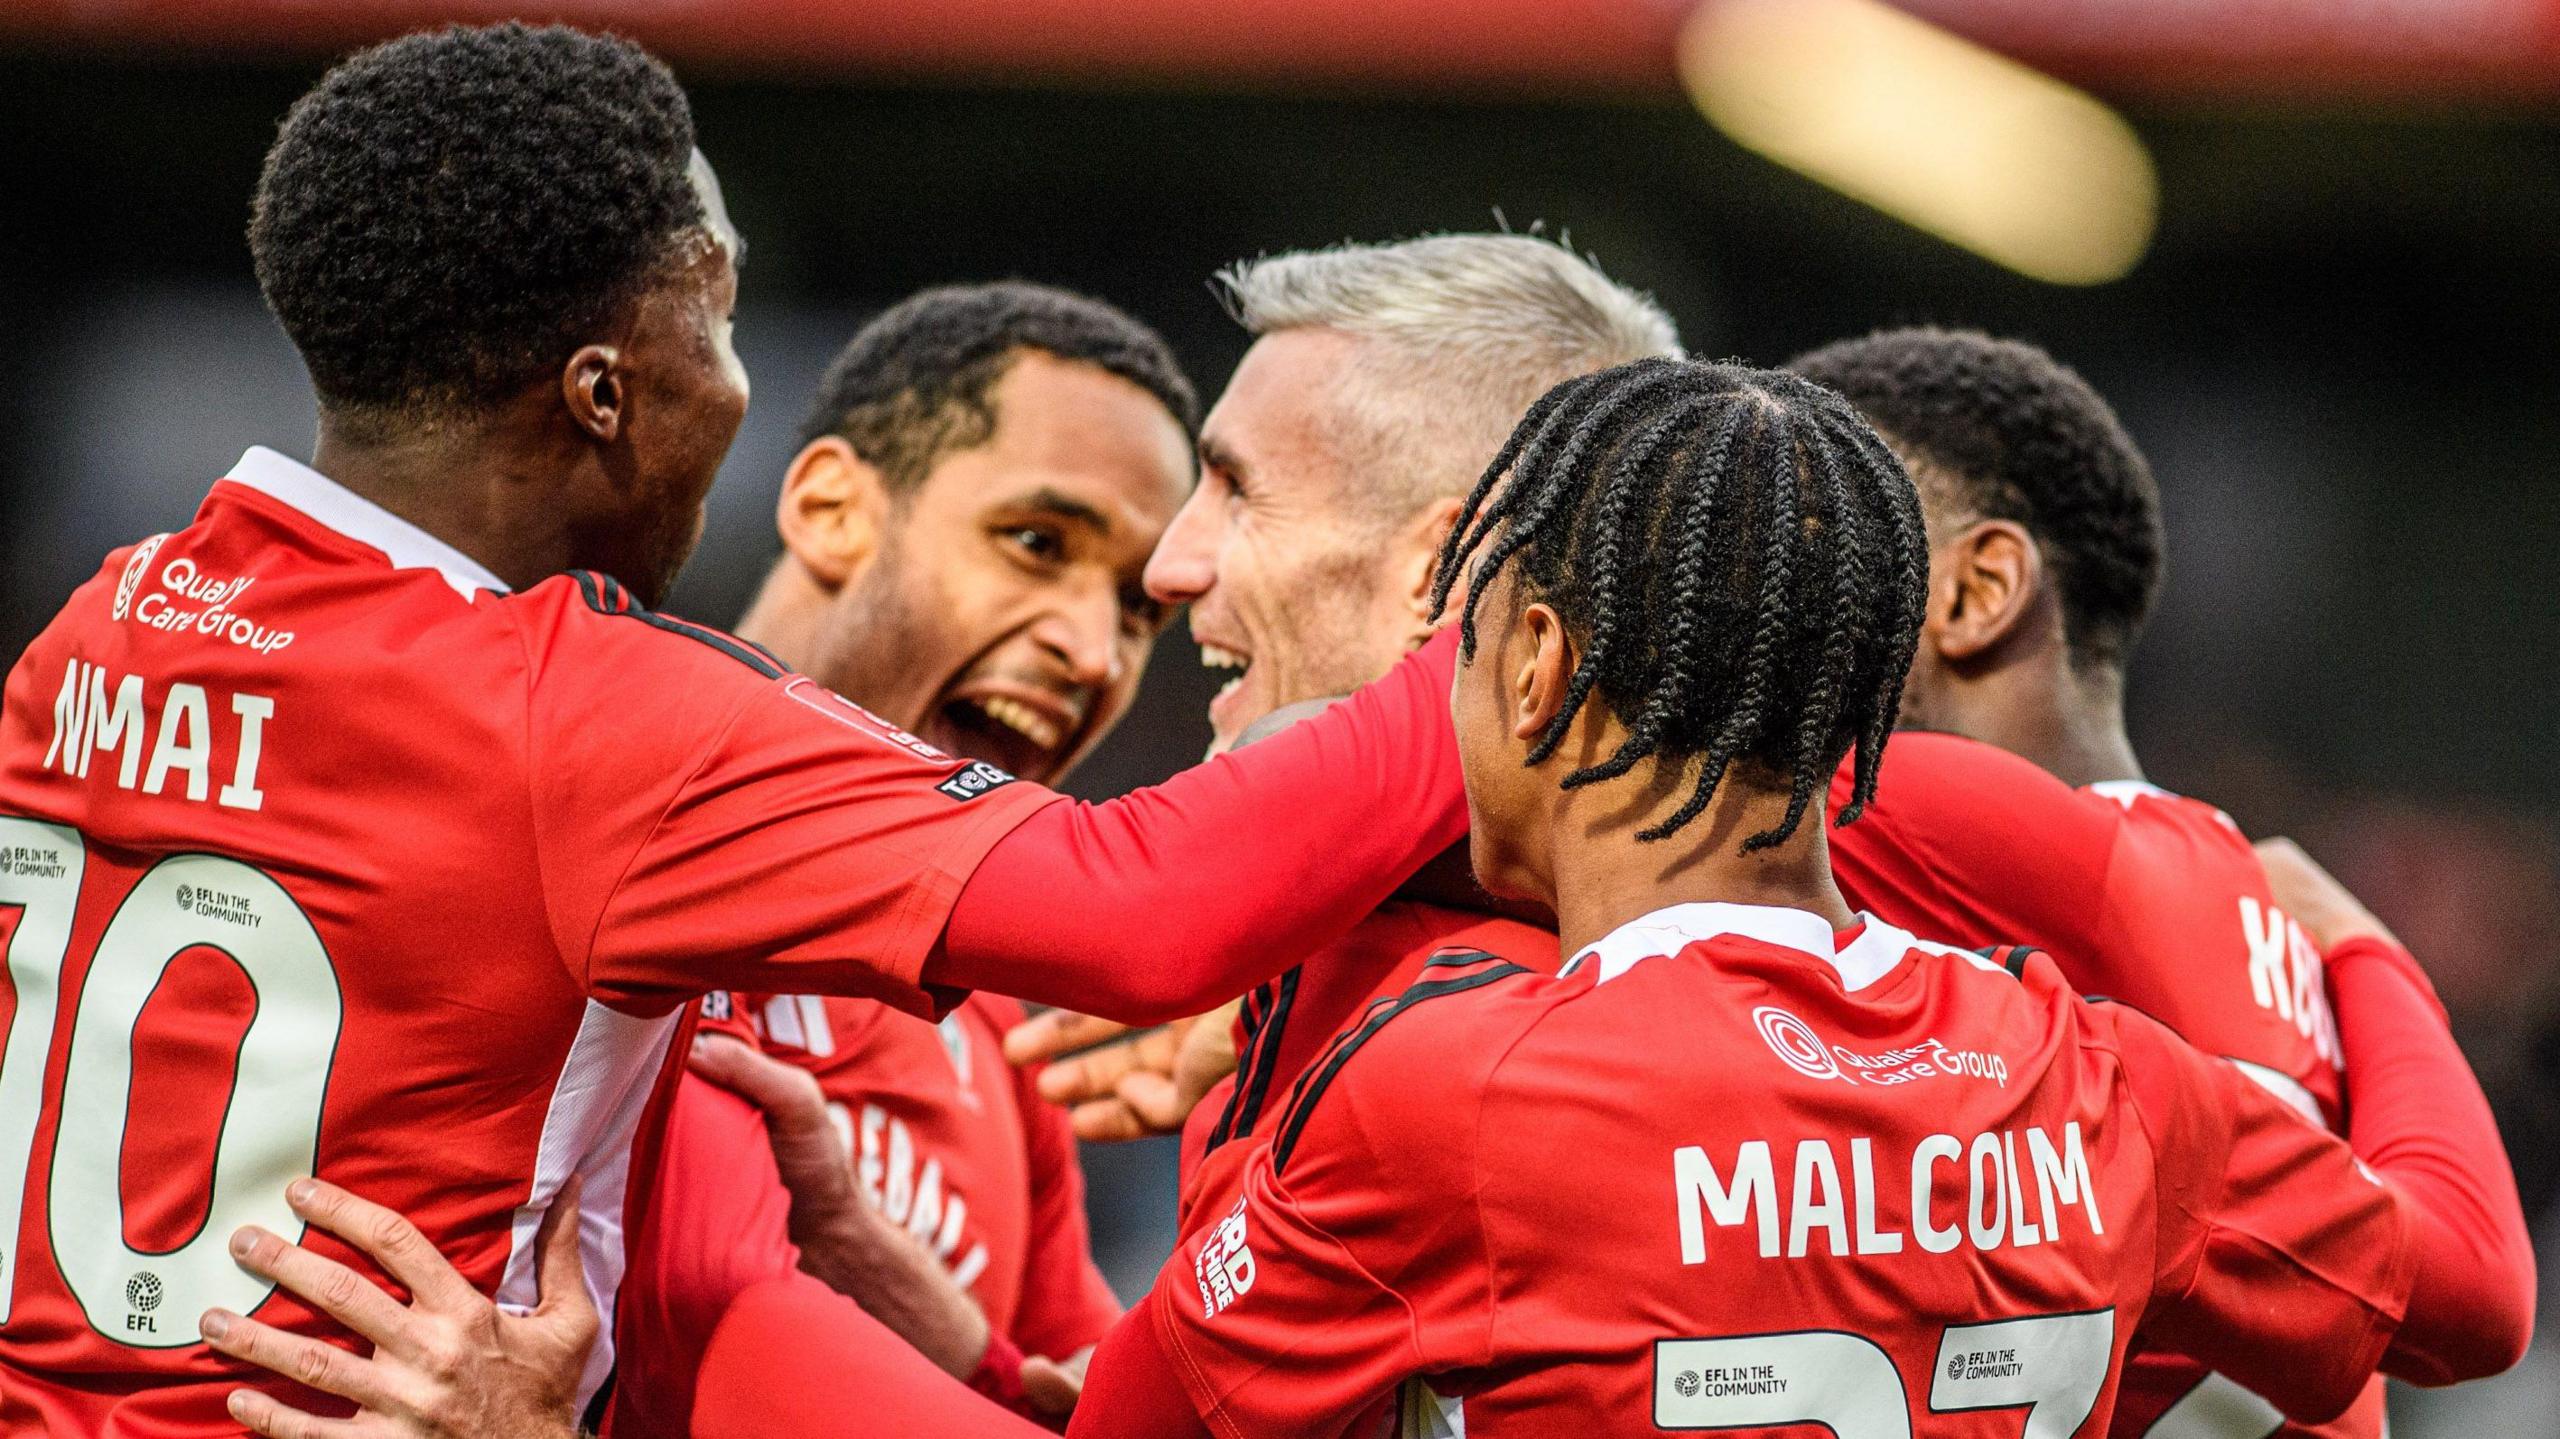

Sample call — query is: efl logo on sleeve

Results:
[935,760,1015,803]
[1192,1197,1257,1319]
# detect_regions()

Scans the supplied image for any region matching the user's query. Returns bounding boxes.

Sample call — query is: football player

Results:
[0,25,1477,1431]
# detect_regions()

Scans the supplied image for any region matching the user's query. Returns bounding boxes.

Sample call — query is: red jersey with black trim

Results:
[751,990,1123,1360]
[1829,731,2369,1438]
[0,449,1057,1435]
[1176,901,1557,1226]
[1146,904,2414,1439]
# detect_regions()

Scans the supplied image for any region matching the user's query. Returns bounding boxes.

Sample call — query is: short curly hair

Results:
[250,23,707,421]
[798,282,1199,491]
[1790,328,2164,671]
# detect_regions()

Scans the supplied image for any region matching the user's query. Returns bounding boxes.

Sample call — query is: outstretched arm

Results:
[934,630,1465,1024]
[2256,838,2536,1384]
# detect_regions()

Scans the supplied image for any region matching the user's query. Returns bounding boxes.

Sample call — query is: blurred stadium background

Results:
[3,1,2555,1429]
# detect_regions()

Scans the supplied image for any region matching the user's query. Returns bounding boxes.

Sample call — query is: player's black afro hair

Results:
[798,282,1199,491]
[1789,328,2165,672]
[250,23,707,421]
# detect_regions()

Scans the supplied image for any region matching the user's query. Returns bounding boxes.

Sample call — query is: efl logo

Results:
[1753,1005,1852,1083]
[936,760,1015,803]
[110,534,168,621]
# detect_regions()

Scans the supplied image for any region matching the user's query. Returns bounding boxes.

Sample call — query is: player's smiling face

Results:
[808,352,1192,785]
[1146,329,1434,754]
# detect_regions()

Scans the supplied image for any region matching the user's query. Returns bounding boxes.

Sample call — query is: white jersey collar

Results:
[225,446,510,601]
[1565,900,1924,994]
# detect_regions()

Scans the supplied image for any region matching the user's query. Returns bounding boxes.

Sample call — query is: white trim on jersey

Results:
[2086,778,2176,809]
[1564,902,1977,993]
[2227,1056,2328,1127]
[226,446,511,600]
[494,1000,683,1411]
[2141,1369,2285,1438]
[762,993,837,1056]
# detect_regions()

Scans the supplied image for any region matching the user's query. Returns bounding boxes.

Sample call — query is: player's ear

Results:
[1931,519,2040,663]
[1514,600,1575,746]
[1393,496,1467,641]
[776,437,890,589]
[563,345,626,444]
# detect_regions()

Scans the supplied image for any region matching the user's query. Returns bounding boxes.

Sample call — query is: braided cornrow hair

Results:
[1432,357,1928,849]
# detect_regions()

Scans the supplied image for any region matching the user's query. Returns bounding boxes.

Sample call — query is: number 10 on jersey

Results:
[0,816,342,1346]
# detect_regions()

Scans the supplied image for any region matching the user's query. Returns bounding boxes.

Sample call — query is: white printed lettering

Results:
[1675,1141,1777,1263]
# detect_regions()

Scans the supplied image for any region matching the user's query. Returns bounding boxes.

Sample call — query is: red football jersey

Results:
[0,450,1057,1433]
[1148,904,2413,1439]
[752,990,1123,1359]
[1177,901,1558,1224]
[1829,732,2371,1438]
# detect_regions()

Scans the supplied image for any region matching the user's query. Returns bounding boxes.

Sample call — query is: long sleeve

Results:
[692,1273,1056,1439]
[1006,1064,1126,1362]
[1068,1299,1217,1439]
[2327,935,2537,1385]
[933,630,1465,1023]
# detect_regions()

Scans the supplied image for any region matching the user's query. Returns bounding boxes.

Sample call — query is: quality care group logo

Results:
[1749,1004,2012,1088]
[1753,1005,1850,1083]
[110,534,168,621]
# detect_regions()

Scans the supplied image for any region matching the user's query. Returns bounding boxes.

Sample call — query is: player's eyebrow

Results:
[1197,435,1245,482]
[1008,487,1113,537]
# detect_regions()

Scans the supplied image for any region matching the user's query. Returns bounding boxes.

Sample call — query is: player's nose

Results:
[1033,595,1124,693]
[1143,487,1219,606]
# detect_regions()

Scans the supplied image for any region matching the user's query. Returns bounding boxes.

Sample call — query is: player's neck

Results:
[732,557,828,674]
[1938,653,2145,790]
[1542,776,1854,960]
[311,417,585,595]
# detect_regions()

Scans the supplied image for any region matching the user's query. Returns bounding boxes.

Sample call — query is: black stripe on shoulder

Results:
[1217,966,1300,1153]
[1970,944,2039,980]
[1271,961,1532,1175]
[570,570,786,680]
[1205,977,1273,1154]
[1422,949,1508,972]
[638,612,786,679]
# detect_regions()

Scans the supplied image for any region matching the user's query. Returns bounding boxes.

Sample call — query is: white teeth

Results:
[975,696,1063,751]
[1216,676,1243,701]
[1200,644,1248,671]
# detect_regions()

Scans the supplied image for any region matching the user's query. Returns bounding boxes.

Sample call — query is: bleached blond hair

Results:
[1216,233,1682,517]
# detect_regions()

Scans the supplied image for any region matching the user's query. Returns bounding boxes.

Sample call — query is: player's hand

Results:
[1020,1344,1093,1420]
[199,1177,592,1439]
[2256,837,2404,952]
[1001,1002,1242,1142]
[686,1032,996,1378]
[685,1032,857,1225]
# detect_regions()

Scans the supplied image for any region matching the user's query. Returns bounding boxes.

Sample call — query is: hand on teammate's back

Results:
[1001,1003,1242,1142]
[195,1178,591,1439]
[2255,837,2404,952]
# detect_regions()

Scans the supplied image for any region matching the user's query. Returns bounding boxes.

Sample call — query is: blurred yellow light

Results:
[1679,0,2157,286]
